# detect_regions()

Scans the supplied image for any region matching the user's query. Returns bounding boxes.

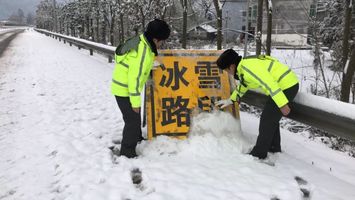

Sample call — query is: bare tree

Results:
[213,0,222,50]
[256,0,263,55]
[340,0,353,102]
[94,0,100,42]
[181,0,188,48]
[36,0,175,46]
[53,0,58,32]
[26,13,35,25]
[341,46,355,102]
[265,0,272,55]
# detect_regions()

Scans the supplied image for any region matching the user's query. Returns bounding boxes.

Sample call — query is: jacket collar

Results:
[236,59,248,87]
[234,60,243,80]
[236,59,243,74]
[142,32,158,56]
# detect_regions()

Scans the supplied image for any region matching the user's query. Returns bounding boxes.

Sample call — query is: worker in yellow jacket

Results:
[111,19,170,158]
[216,49,299,159]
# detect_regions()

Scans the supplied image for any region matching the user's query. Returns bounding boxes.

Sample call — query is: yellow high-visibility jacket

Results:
[111,34,155,108]
[230,55,299,108]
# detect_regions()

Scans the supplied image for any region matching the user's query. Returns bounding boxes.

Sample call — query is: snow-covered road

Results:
[0,29,354,200]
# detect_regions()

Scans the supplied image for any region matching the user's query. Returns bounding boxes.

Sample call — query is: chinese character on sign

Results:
[159,62,189,90]
[161,96,190,127]
[194,61,222,89]
[198,96,222,112]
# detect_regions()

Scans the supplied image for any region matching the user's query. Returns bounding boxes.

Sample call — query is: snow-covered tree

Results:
[318,0,355,102]
[41,0,174,44]
[26,13,35,25]
[36,0,56,30]
[319,0,344,70]
[8,8,25,24]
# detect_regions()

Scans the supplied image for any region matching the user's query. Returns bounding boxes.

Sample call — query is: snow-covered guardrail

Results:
[242,91,355,141]
[35,28,116,63]
[35,29,355,141]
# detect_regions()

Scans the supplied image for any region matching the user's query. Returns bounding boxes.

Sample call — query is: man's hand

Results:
[215,99,234,109]
[133,107,140,113]
[280,104,290,116]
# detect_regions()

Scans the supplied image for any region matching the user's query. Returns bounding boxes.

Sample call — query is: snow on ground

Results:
[261,34,309,46]
[0,29,355,200]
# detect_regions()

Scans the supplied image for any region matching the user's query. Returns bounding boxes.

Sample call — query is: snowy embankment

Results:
[1,29,355,200]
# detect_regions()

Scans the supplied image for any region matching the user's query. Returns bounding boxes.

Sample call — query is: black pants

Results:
[115,96,142,158]
[250,84,299,159]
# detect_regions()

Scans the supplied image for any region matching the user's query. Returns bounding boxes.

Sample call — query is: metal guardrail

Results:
[36,29,355,142]
[242,91,355,141]
[35,29,115,63]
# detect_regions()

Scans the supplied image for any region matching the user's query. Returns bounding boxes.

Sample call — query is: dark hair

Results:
[146,19,171,41]
[216,49,242,70]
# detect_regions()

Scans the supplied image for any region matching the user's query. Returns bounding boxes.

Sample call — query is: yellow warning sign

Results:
[146,50,239,139]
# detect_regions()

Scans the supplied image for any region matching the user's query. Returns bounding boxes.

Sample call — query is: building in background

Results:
[260,0,313,46]
[222,0,251,43]
[188,24,217,41]
[222,0,322,46]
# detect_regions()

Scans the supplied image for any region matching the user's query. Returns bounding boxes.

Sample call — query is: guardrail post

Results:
[90,49,93,56]
[78,46,81,50]
[108,55,113,63]
[59,38,61,42]
[64,40,66,44]
[69,42,72,46]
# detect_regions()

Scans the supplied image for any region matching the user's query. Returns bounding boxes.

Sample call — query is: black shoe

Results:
[120,152,138,158]
[268,147,282,153]
[138,136,147,143]
[249,148,267,160]
[119,146,138,158]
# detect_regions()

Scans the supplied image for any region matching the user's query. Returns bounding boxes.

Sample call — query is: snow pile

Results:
[187,110,248,154]
[139,111,249,158]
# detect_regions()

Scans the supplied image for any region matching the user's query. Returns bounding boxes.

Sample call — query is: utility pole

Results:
[265,0,272,55]
[256,0,263,55]
[244,0,250,57]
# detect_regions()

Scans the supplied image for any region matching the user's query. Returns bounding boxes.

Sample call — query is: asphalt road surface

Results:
[0,28,25,57]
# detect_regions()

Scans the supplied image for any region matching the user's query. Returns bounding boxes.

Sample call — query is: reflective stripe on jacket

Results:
[111,34,155,108]
[230,55,299,108]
